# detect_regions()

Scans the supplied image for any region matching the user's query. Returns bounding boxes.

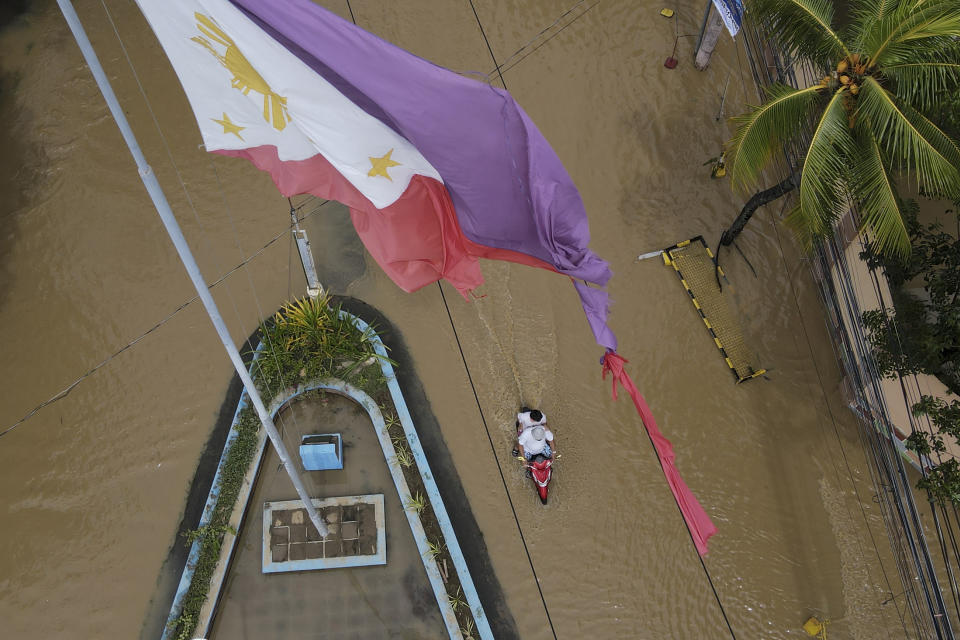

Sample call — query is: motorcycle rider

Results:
[515,408,556,460]
[516,407,546,433]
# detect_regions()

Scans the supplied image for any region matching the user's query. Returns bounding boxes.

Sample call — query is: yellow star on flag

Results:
[368,149,401,181]
[212,112,245,140]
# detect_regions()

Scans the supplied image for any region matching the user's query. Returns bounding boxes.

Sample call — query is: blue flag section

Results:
[712,0,744,37]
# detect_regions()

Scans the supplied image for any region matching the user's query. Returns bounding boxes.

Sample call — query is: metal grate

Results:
[664,237,765,383]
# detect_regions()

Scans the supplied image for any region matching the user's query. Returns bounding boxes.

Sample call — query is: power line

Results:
[488,0,597,79]
[468,0,506,90]
[437,283,559,639]
[0,203,328,440]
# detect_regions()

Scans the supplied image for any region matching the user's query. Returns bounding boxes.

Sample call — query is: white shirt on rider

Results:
[517,410,547,430]
[518,426,554,456]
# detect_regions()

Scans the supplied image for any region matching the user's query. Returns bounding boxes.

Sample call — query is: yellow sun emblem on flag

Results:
[191,13,289,131]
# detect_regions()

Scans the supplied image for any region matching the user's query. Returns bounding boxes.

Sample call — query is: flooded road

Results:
[0,0,906,638]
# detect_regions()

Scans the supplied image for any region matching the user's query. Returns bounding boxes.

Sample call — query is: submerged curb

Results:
[162,309,492,640]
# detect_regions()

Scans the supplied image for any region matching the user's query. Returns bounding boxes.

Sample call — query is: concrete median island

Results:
[161,296,493,640]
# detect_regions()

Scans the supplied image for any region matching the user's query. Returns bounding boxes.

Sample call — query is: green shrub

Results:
[862,204,960,396]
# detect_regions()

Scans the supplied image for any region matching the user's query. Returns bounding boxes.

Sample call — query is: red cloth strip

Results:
[601,351,716,555]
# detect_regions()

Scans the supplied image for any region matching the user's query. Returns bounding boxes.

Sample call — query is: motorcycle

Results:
[513,408,556,504]
[513,407,560,504]
[518,453,554,505]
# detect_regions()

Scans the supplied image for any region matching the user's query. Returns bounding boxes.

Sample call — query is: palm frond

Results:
[726,84,826,192]
[862,0,901,20]
[849,132,911,258]
[783,202,824,252]
[796,88,854,237]
[748,0,849,64]
[847,0,902,44]
[866,2,960,69]
[856,76,960,198]
[883,61,960,112]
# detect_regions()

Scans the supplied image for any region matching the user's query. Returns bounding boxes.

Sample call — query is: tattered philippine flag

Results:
[134,0,715,554]
[134,0,616,349]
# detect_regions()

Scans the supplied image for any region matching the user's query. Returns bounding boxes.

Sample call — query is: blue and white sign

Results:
[712,0,744,37]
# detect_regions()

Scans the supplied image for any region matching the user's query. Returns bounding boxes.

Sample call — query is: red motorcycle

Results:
[521,453,554,505]
[513,407,557,504]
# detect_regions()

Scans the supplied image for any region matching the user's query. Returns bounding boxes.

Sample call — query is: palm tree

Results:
[721,0,960,260]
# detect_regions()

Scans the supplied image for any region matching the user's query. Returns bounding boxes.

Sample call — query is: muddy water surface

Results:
[0,1,906,638]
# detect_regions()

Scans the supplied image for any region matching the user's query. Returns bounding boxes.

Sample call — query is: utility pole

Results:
[290,202,323,299]
[57,0,328,538]
[694,1,725,71]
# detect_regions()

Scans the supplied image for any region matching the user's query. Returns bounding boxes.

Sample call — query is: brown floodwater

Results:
[0,0,909,638]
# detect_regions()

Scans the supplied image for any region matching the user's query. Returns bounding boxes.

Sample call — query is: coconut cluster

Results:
[837,53,867,95]
[818,53,870,96]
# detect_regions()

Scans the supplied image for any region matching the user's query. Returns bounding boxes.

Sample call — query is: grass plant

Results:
[448,586,467,613]
[425,539,444,560]
[251,293,392,395]
[383,411,401,430]
[404,490,427,514]
[394,445,414,469]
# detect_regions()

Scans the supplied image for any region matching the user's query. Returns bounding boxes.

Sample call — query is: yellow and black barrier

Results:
[662,236,766,384]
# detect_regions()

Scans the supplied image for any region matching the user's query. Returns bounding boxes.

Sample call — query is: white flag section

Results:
[134,0,442,208]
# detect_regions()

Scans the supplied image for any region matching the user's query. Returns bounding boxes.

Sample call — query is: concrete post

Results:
[290,207,323,299]
[695,5,725,71]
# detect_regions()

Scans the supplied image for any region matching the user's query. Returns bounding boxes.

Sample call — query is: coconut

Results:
[837,59,849,73]
[850,84,860,95]
[840,74,851,85]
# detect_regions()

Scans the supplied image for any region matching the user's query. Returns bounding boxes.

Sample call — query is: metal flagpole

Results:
[56,0,329,538]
